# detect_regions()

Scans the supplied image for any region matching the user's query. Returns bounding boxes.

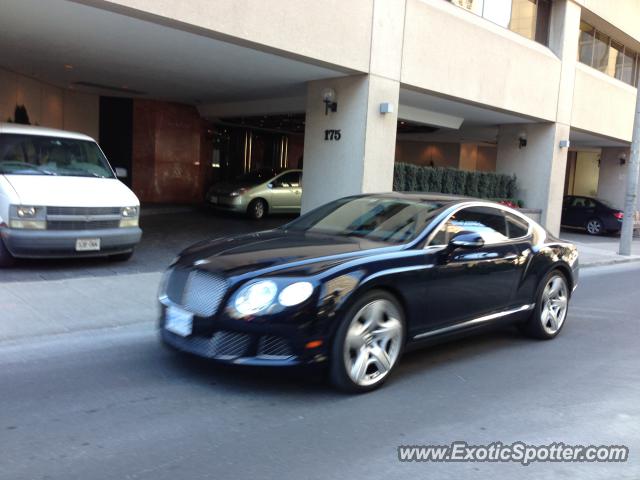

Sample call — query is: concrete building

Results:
[1,0,638,234]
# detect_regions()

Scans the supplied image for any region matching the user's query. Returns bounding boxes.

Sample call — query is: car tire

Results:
[585,218,604,235]
[330,290,406,393]
[522,270,570,340]
[109,250,134,262]
[247,199,267,220]
[0,238,16,268]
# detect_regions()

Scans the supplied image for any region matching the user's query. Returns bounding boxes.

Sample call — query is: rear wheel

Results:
[0,238,16,268]
[586,218,603,235]
[247,199,267,220]
[330,290,405,393]
[522,270,569,340]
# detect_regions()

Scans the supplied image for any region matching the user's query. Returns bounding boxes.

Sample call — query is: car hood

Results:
[178,230,397,277]
[3,175,139,207]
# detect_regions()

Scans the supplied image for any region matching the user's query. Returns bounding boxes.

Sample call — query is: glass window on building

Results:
[578,22,595,65]
[621,48,637,85]
[592,31,610,73]
[577,20,640,87]
[448,0,550,46]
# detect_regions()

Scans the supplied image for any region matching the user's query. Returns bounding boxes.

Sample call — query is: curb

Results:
[581,256,640,269]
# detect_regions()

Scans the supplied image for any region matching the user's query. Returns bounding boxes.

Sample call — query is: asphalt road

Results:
[1,263,639,480]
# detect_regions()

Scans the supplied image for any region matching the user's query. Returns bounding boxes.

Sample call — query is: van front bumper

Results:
[0,227,142,258]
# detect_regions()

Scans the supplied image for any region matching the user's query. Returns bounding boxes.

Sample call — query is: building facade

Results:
[1,0,638,234]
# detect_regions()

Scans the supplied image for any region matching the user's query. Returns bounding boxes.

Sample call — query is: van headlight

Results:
[120,206,139,227]
[233,280,278,316]
[9,205,46,229]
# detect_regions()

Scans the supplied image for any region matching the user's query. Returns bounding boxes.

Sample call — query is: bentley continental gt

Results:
[159,193,578,392]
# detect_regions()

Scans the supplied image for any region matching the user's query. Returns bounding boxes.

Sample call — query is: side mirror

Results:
[449,232,484,250]
[267,183,274,189]
[114,167,128,179]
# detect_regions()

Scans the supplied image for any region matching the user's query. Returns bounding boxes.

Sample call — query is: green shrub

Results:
[393,162,518,202]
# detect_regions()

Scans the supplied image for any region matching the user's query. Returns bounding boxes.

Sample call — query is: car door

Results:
[417,206,523,332]
[269,171,302,212]
[566,196,594,228]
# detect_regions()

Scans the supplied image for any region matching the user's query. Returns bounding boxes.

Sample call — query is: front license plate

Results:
[75,238,100,251]
[165,306,193,337]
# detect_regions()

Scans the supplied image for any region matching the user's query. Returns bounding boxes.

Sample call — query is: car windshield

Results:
[234,170,276,185]
[283,196,446,244]
[0,133,114,178]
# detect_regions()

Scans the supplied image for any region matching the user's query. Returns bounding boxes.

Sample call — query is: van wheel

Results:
[0,238,16,268]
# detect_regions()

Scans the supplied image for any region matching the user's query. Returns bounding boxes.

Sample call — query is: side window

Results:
[274,172,300,188]
[584,198,596,209]
[430,206,508,245]
[505,213,530,239]
[571,197,586,208]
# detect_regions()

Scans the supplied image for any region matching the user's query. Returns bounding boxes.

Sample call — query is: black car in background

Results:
[159,194,579,392]
[561,195,624,235]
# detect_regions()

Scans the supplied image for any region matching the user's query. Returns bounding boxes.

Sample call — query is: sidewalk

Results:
[559,231,640,268]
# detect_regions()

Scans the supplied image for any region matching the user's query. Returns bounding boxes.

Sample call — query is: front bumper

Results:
[207,194,248,213]
[0,227,142,258]
[159,300,327,367]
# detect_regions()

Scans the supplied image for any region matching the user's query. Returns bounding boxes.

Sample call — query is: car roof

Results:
[358,191,476,205]
[0,122,95,142]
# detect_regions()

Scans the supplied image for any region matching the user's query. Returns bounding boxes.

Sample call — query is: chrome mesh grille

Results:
[257,335,293,358]
[209,331,251,358]
[47,206,121,215]
[182,270,229,317]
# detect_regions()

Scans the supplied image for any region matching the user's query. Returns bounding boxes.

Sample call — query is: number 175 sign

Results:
[324,129,342,141]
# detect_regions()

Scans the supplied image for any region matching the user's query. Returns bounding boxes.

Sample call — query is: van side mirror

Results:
[115,167,128,179]
[449,232,484,250]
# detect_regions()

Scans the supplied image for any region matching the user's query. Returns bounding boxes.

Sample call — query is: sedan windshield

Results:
[0,134,114,178]
[283,196,446,244]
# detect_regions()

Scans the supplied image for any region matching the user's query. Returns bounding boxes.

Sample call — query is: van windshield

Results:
[0,134,115,178]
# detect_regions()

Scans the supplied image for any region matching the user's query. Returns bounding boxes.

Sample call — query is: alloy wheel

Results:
[343,299,403,387]
[586,219,602,235]
[540,275,568,335]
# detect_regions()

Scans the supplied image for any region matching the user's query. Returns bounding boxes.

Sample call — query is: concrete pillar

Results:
[300,0,404,213]
[497,0,581,235]
[496,123,570,235]
[301,75,400,213]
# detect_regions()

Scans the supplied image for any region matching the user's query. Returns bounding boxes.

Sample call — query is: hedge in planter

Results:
[393,163,518,202]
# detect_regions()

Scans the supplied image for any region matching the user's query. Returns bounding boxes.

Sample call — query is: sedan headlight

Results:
[120,206,139,227]
[234,280,278,315]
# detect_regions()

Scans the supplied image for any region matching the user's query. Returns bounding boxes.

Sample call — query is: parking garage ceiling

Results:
[0,0,346,104]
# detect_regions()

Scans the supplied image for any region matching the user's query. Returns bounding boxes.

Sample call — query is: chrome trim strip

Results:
[413,303,535,340]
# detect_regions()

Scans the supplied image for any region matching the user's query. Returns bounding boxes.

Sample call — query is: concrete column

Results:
[496,123,570,235]
[496,0,581,235]
[300,0,404,213]
[301,74,400,213]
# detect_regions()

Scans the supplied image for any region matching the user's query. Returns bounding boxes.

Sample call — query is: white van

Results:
[0,123,142,267]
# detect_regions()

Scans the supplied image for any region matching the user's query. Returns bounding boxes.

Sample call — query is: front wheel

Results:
[522,270,570,340]
[330,290,405,393]
[247,199,267,220]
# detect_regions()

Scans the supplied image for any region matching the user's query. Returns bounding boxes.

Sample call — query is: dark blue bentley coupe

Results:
[159,193,579,392]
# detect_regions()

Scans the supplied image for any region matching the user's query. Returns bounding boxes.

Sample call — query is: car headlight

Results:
[229,188,247,197]
[278,282,314,307]
[233,280,278,315]
[120,206,139,227]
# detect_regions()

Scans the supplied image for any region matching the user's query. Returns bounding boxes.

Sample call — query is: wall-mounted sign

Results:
[324,129,342,141]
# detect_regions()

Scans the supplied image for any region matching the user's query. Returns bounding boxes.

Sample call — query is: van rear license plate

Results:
[76,238,101,251]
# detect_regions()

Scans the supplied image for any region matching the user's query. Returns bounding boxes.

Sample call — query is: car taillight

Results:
[613,212,624,220]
